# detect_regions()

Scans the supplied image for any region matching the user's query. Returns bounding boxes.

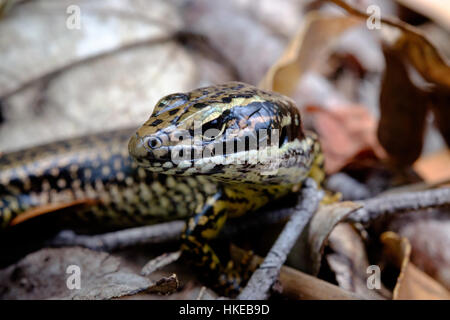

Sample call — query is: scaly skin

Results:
[0,82,324,295]
[0,129,218,229]
[129,82,324,294]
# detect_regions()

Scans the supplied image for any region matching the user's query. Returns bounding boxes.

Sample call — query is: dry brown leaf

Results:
[230,245,362,300]
[399,219,450,291]
[145,274,179,295]
[381,29,450,153]
[377,46,429,166]
[395,263,450,300]
[381,231,450,300]
[329,0,450,86]
[278,263,362,300]
[259,13,361,95]
[183,0,286,85]
[395,0,450,31]
[288,201,362,275]
[327,223,390,299]
[0,0,179,97]
[0,1,235,152]
[306,105,386,174]
[429,86,450,147]
[387,30,450,149]
[0,247,170,300]
[329,0,450,163]
[413,149,450,183]
[391,32,450,88]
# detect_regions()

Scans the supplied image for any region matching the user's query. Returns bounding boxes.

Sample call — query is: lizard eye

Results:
[201,118,226,141]
[147,137,162,149]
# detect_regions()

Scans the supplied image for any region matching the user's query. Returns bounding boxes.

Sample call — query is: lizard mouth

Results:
[129,126,290,176]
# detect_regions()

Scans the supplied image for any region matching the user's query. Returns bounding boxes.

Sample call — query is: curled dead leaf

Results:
[381,231,450,300]
[146,274,179,296]
[259,13,361,95]
[377,45,429,166]
[327,223,390,299]
[382,30,450,156]
[395,0,450,31]
[288,201,362,275]
[398,219,450,291]
[0,247,175,300]
[391,32,450,88]
[429,86,450,147]
[329,0,450,166]
[230,244,362,300]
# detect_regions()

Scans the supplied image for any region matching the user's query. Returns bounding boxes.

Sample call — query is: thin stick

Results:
[48,187,450,251]
[349,187,450,224]
[327,0,432,34]
[1,35,176,99]
[325,173,371,200]
[141,250,182,276]
[278,263,363,300]
[230,245,362,300]
[238,179,324,300]
[47,200,298,251]
[47,220,185,251]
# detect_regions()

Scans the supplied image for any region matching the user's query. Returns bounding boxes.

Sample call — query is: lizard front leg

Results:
[180,190,250,296]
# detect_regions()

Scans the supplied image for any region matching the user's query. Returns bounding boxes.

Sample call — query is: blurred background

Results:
[0,0,448,154]
[0,0,449,300]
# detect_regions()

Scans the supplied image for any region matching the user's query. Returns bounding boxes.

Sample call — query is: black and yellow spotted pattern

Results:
[0,82,324,295]
[129,82,324,294]
[0,129,218,229]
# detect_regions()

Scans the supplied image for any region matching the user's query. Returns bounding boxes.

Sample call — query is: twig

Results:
[230,245,362,300]
[376,177,450,196]
[2,30,242,101]
[349,187,450,224]
[47,221,185,251]
[47,199,298,251]
[278,263,363,300]
[238,179,324,300]
[1,34,177,99]
[325,173,371,200]
[141,250,181,276]
[196,287,207,300]
[48,187,450,252]
[326,0,429,33]
[175,32,242,81]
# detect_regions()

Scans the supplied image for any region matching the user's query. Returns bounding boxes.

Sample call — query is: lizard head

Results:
[128,82,314,183]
